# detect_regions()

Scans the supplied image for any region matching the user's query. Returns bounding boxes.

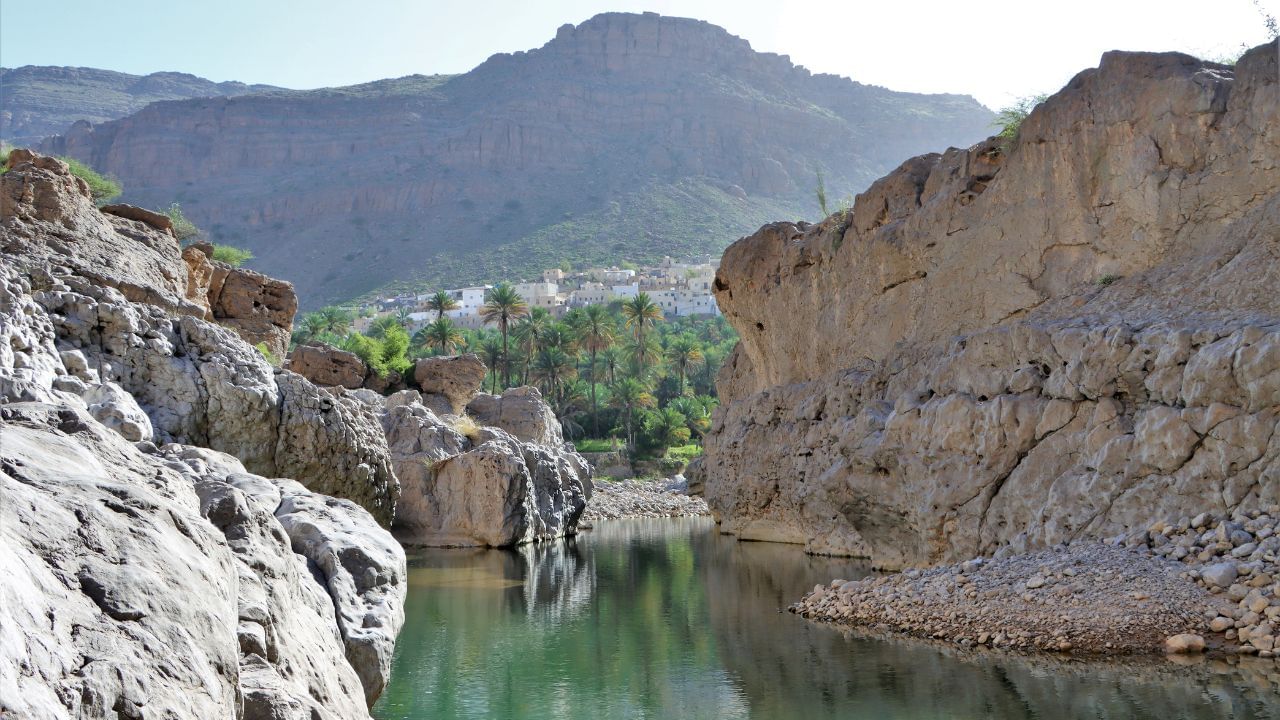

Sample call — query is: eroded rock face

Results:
[208,263,298,360]
[0,403,405,718]
[414,353,486,414]
[289,342,370,389]
[706,45,1280,568]
[0,153,407,717]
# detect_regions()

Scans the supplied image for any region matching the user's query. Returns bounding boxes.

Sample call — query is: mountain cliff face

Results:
[704,42,1280,569]
[40,12,993,306]
[0,65,278,146]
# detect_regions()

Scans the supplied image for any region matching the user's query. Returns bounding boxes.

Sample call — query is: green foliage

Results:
[341,323,412,378]
[666,443,703,463]
[0,145,11,174]
[636,407,692,458]
[573,438,617,453]
[1097,274,1120,286]
[992,94,1048,149]
[164,203,200,241]
[254,342,281,367]
[211,244,254,267]
[59,156,122,205]
[815,167,829,217]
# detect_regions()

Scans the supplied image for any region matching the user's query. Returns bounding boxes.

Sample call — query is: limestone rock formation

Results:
[382,383,593,548]
[414,353,486,414]
[0,151,408,717]
[705,44,1280,569]
[468,386,563,446]
[289,341,370,389]
[39,13,993,306]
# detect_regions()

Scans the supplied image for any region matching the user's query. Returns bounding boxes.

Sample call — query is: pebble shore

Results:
[792,507,1280,658]
[580,478,710,525]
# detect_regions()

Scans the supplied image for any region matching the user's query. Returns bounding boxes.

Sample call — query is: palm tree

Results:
[666,335,705,395]
[317,306,353,336]
[531,347,577,409]
[513,308,551,385]
[624,335,662,380]
[426,290,459,321]
[571,304,615,437]
[480,337,504,393]
[424,317,463,355]
[669,396,713,439]
[622,292,663,367]
[609,377,655,449]
[481,283,529,388]
[645,406,692,455]
[295,312,329,344]
[600,345,625,387]
[367,314,404,340]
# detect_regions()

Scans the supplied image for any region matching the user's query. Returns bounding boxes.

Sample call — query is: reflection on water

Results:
[374,518,1280,719]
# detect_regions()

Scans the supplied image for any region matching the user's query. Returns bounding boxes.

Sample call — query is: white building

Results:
[514,281,560,310]
[611,283,639,299]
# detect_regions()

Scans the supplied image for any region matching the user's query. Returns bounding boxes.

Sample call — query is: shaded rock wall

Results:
[705,44,1280,568]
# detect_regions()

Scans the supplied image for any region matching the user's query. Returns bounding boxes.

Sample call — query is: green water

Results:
[375,517,1280,719]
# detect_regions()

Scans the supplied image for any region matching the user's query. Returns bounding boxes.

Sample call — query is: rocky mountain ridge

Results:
[703,42,1280,569]
[0,65,280,147]
[36,12,993,306]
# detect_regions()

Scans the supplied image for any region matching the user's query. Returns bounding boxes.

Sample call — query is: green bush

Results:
[58,156,122,205]
[666,443,702,462]
[212,244,254,267]
[165,203,200,241]
[992,95,1048,149]
[254,342,282,367]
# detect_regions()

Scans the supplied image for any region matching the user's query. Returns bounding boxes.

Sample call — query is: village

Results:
[353,256,721,335]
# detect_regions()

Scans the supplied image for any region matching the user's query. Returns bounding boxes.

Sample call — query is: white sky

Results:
[2,0,1277,108]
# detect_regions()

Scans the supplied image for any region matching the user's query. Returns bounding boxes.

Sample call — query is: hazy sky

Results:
[2,0,1276,108]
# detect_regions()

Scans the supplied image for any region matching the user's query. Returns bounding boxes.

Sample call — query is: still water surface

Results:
[374,517,1280,719]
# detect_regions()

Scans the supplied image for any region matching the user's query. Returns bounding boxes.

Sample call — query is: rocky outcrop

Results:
[2,152,398,525]
[40,13,992,306]
[380,385,593,547]
[414,353,486,413]
[705,44,1280,568]
[468,386,563,446]
[289,341,370,389]
[1,151,406,716]
[207,263,297,360]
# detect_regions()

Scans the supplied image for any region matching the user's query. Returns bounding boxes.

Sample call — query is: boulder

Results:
[99,203,175,236]
[0,402,406,718]
[207,263,297,360]
[288,342,369,390]
[413,353,486,414]
[467,386,563,446]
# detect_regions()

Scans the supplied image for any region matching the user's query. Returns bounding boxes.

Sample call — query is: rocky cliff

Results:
[704,43,1280,569]
[38,12,992,306]
[0,150,589,717]
[0,151,406,717]
[0,65,279,147]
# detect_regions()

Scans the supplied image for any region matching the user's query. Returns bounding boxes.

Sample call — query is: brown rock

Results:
[287,343,369,390]
[100,204,175,236]
[413,354,486,414]
[1164,634,1206,654]
[207,264,298,360]
[705,44,1280,567]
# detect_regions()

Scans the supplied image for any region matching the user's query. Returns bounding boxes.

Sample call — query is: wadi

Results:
[2,4,1279,719]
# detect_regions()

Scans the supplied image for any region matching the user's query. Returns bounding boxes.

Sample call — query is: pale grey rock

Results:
[468,385,564,446]
[413,353,486,414]
[82,381,153,442]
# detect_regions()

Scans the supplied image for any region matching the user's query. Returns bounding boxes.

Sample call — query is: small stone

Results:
[1026,575,1047,589]
[1209,616,1234,633]
[1201,562,1238,588]
[1164,634,1206,654]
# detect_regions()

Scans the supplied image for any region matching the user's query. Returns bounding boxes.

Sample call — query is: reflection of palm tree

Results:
[481,283,529,389]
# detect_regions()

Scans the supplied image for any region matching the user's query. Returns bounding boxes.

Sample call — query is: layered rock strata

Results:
[705,44,1280,568]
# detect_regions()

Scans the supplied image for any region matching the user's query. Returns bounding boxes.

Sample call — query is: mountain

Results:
[40,12,994,307]
[0,65,280,146]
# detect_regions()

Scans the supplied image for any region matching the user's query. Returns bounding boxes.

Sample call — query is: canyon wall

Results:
[37,12,992,306]
[704,43,1280,569]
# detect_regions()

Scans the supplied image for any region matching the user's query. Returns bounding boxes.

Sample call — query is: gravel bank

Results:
[580,478,710,525]
[794,507,1280,658]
